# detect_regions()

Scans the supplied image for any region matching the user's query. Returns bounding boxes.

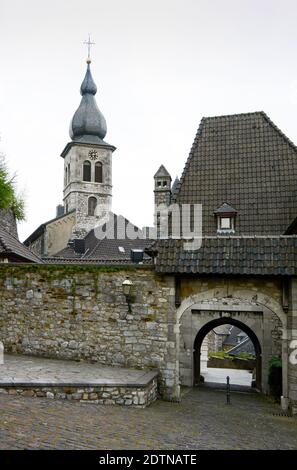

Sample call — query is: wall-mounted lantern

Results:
[122,278,133,313]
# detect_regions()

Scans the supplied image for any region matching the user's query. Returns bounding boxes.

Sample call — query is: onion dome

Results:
[69,63,107,143]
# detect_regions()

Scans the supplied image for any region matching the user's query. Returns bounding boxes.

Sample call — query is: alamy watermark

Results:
[93,203,203,251]
[289,340,297,366]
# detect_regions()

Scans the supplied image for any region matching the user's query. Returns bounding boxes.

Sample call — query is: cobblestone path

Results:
[0,388,296,449]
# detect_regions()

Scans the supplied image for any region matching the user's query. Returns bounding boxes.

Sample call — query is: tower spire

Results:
[69,52,107,143]
[83,34,95,64]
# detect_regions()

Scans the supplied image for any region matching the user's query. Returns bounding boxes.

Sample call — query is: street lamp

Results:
[122,278,133,313]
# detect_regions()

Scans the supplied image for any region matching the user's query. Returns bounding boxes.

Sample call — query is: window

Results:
[88,197,97,216]
[67,163,70,184]
[65,167,68,186]
[214,203,237,234]
[217,215,235,233]
[220,217,231,229]
[83,160,91,181]
[95,162,103,183]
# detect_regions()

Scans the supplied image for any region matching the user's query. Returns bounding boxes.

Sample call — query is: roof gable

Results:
[154,165,171,179]
[0,225,42,263]
[174,111,297,235]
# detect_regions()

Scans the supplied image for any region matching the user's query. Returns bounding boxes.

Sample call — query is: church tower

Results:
[61,54,116,239]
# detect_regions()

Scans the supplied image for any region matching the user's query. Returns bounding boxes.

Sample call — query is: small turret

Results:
[154,165,172,207]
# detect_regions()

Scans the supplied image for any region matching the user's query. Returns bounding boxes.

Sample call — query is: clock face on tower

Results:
[88,149,98,160]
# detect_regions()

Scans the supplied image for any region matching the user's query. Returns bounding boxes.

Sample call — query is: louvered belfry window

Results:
[95,162,103,183]
[83,161,91,181]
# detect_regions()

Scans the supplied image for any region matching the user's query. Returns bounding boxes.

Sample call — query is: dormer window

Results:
[220,217,231,229]
[214,203,237,235]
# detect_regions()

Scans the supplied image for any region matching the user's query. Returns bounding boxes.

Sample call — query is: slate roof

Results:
[46,214,152,265]
[0,225,42,263]
[154,165,171,178]
[227,337,255,356]
[214,203,237,214]
[223,326,243,346]
[150,236,297,275]
[173,111,297,235]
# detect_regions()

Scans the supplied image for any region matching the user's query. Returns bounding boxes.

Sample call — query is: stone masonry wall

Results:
[0,265,176,399]
[0,377,158,408]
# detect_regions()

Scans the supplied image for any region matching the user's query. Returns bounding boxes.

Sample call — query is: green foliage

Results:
[209,351,232,359]
[0,155,25,220]
[236,352,255,360]
[268,355,282,371]
[209,350,255,360]
[268,356,282,398]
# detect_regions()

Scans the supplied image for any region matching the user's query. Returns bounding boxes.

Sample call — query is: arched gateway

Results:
[176,289,287,396]
[193,317,262,389]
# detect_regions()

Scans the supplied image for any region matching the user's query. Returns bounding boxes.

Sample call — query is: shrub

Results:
[268,356,282,398]
[0,155,25,220]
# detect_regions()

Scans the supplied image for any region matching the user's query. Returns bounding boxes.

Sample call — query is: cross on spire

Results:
[84,34,95,63]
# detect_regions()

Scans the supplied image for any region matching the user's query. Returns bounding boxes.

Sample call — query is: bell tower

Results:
[61,47,116,239]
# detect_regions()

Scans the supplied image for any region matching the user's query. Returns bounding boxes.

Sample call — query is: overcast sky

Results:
[1,0,297,241]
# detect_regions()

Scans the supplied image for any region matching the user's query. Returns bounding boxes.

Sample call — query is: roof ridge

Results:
[171,118,205,202]
[260,111,297,152]
[203,110,264,120]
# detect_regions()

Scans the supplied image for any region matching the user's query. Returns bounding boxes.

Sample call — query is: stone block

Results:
[0,341,3,365]
[22,390,35,397]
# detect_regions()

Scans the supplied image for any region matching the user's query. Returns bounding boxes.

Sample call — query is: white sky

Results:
[1,0,297,241]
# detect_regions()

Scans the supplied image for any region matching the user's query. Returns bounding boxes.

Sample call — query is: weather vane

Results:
[84,34,95,63]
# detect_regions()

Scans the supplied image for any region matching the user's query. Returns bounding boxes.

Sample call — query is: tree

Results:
[0,154,25,221]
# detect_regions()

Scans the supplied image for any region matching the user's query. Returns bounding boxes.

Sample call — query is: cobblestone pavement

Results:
[0,388,296,450]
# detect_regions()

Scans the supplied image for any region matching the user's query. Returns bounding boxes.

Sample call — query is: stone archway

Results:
[193,316,262,390]
[176,289,287,398]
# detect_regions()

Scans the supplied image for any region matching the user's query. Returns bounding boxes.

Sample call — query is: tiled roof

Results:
[151,236,297,275]
[173,112,297,235]
[226,337,255,356]
[214,203,237,214]
[0,225,42,263]
[154,165,171,178]
[46,214,152,265]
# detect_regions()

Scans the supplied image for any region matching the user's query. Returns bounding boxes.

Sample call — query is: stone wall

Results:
[177,276,285,394]
[0,377,158,408]
[288,278,297,413]
[0,264,176,399]
[0,264,296,410]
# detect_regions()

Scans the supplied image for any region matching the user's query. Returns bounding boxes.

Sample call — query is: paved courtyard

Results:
[0,387,296,449]
[203,368,252,387]
[0,355,157,386]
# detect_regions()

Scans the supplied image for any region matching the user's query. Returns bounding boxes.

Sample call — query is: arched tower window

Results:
[65,167,68,186]
[95,162,103,183]
[88,197,97,216]
[67,163,70,183]
[83,160,91,182]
